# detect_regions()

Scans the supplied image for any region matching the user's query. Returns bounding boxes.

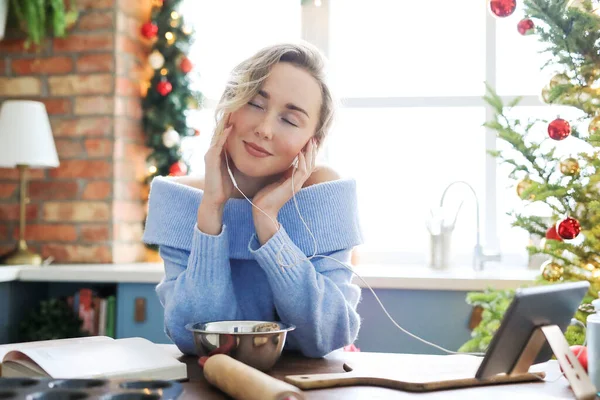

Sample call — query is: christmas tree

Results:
[459,0,600,353]
[141,0,203,182]
[140,0,203,252]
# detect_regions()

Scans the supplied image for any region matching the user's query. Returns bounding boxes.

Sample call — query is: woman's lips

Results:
[244,141,271,158]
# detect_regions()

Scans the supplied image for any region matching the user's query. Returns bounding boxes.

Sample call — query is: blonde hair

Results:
[213,42,334,148]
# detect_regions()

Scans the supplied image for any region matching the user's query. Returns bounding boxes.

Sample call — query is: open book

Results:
[0,336,188,381]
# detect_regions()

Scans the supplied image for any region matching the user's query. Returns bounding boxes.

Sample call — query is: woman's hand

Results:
[202,123,235,208]
[197,121,235,235]
[253,138,317,244]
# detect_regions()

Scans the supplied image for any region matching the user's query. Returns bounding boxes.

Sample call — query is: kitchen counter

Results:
[0,262,538,291]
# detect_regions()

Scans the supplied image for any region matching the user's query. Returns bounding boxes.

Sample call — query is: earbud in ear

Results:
[292,156,299,169]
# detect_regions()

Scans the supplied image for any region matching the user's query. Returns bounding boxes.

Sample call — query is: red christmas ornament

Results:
[156,80,173,96]
[517,18,535,35]
[180,57,193,74]
[489,0,516,17]
[169,161,188,176]
[546,224,563,242]
[560,345,589,373]
[557,216,581,240]
[569,345,588,372]
[141,22,158,39]
[548,118,571,141]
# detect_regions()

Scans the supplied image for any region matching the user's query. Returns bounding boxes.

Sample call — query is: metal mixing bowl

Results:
[186,320,296,371]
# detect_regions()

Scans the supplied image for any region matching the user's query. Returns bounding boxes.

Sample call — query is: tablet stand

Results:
[510,324,597,400]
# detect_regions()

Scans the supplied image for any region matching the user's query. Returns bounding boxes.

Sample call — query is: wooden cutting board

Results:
[284,354,546,392]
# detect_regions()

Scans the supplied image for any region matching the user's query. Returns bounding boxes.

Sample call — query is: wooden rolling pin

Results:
[203,354,306,400]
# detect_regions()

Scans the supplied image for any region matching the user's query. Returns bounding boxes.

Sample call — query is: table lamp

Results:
[0,100,59,266]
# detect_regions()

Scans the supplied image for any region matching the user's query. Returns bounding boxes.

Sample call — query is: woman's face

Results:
[225,62,322,178]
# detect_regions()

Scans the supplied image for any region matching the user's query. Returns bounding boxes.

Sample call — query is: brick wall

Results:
[0,0,153,264]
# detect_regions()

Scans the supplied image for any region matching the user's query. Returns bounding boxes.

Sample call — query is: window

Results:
[328,0,486,97]
[327,107,486,265]
[182,0,571,268]
[495,2,556,96]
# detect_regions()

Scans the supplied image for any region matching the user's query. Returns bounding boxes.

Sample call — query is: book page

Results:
[0,336,113,362]
[2,353,48,377]
[6,337,186,379]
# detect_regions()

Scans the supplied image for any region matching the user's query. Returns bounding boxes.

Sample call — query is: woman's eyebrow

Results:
[258,90,310,118]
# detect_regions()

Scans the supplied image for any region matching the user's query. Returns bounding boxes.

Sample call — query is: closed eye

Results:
[283,118,298,127]
[248,101,263,109]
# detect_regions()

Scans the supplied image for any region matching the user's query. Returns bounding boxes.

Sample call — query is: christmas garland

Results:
[139,0,202,253]
[140,0,203,184]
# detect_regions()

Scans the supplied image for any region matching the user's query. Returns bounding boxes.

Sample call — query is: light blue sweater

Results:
[142,176,364,358]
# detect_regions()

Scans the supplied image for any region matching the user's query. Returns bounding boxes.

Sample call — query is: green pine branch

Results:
[485,83,600,269]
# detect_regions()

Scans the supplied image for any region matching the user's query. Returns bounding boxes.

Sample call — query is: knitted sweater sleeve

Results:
[249,226,361,358]
[156,224,241,355]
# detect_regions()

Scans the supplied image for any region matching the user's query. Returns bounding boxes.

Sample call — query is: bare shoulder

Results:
[170,175,205,190]
[304,165,342,187]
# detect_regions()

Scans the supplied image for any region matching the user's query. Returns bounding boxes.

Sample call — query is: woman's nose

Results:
[255,115,275,140]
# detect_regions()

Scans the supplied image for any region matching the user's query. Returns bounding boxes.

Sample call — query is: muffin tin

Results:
[0,377,183,400]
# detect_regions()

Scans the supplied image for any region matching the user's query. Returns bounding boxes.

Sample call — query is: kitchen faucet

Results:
[439,180,501,271]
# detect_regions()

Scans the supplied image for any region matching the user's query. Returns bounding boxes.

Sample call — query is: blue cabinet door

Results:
[354,289,473,355]
[0,283,10,344]
[116,283,172,344]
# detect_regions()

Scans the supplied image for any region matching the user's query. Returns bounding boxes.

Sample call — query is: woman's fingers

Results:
[297,150,307,175]
[311,138,317,171]
[215,125,232,149]
[210,115,232,148]
[220,124,233,146]
[206,125,232,165]
[307,138,316,173]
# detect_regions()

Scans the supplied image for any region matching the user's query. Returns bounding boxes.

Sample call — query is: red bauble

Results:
[570,345,588,372]
[517,18,535,35]
[180,57,193,74]
[169,161,188,176]
[141,22,158,39]
[490,0,516,17]
[557,217,581,240]
[156,80,173,96]
[548,118,571,141]
[546,224,563,242]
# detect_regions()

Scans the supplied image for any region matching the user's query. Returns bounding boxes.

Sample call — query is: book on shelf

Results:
[67,289,116,338]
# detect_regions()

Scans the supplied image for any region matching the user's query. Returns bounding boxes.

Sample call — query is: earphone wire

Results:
[225,151,484,356]
[224,151,585,382]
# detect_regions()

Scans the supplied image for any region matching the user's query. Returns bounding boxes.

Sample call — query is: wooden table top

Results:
[177,350,582,399]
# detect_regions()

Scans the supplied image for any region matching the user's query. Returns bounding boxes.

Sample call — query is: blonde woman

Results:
[143,42,364,358]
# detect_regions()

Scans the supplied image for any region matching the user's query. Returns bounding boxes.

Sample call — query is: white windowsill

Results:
[0,262,538,291]
[351,264,538,291]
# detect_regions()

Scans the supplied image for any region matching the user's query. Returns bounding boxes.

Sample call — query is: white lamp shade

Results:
[0,100,59,168]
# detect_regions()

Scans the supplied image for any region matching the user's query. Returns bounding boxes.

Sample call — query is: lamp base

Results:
[0,240,42,266]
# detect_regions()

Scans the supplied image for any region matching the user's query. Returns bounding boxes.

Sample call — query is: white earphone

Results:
[224,152,238,188]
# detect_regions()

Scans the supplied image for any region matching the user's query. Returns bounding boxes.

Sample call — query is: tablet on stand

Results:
[475,281,597,400]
